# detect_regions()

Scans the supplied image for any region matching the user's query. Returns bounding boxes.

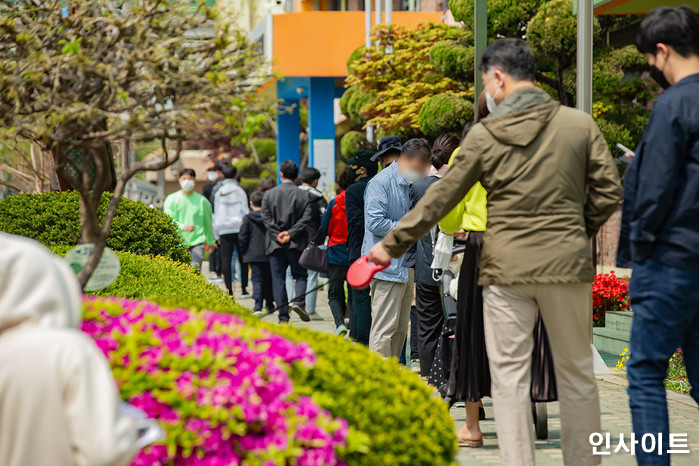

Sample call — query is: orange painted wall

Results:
[272,11,444,77]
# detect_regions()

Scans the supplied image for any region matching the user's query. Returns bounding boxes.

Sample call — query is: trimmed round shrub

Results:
[252,138,276,163]
[418,94,474,137]
[83,297,352,465]
[51,247,243,314]
[430,41,474,82]
[234,156,259,178]
[339,86,357,121]
[347,89,374,126]
[84,251,457,464]
[448,0,469,23]
[340,131,371,158]
[347,45,365,74]
[0,191,189,263]
[240,177,263,193]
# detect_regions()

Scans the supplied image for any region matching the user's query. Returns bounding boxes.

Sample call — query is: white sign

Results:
[65,244,121,291]
[312,138,336,197]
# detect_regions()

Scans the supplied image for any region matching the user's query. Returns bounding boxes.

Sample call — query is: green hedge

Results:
[430,41,474,82]
[0,191,190,263]
[340,130,372,158]
[75,247,457,465]
[252,137,276,163]
[52,247,243,315]
[418,94,474,137]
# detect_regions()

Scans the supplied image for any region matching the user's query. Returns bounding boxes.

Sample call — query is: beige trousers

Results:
[369,270,414,358]
[483,283,601,466]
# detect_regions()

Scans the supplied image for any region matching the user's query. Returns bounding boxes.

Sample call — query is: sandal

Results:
[458,438,483,448]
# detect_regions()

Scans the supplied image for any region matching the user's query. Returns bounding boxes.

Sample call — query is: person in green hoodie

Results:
[163,168,216,271]
[368,39,622,465]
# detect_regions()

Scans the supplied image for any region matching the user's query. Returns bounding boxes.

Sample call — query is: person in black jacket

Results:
[617,8,699,464]
[261,160,312,323]
[239,191,274,316]
[298,167,328,320]
[410,134,459,377]
[344,150,378,344]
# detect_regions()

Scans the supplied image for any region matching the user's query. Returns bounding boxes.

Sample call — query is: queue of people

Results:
[158,7,698,465]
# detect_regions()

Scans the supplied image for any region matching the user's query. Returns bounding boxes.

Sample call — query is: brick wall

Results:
[596,207,621,267]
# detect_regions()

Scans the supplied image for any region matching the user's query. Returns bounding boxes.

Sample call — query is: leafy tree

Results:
[345,23,472,137]
[0,0,269,287]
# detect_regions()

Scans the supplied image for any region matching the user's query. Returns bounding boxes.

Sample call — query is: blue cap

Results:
[370,136,402,161]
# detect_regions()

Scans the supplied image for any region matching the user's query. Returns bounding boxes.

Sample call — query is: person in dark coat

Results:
[239,191,274,315]
[261,160,312,323]
[410,134,460,377]
[617,8,699,464]
[343,150,378,344]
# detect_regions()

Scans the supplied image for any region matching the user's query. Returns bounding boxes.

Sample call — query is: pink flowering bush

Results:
[82,296,350,465]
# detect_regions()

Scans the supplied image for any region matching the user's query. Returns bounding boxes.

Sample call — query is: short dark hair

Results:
[179,168,195,178]
[222,164,237,179]
[636,6,699,57]
[431,134,459,169]
[479,38,536,81]
[250,190,264,207]
[401,138,431,162]
[301,167,321,184]
[279,160,299,180]
[337,165,355,191]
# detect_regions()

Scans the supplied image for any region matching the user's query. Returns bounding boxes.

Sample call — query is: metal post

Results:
[365,0,372,48]
[385,0,392,23]
[576,0,593,114]
[375,0,381,25]
[473,0,487,102]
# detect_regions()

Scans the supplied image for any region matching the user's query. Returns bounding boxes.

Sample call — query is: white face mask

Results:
[484,73,501,114]
[400,168,423,184]
[180,179,195,192]
[207,172,219,182]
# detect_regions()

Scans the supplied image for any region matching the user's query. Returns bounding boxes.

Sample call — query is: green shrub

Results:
[340,130,371,158]
[52,247,244,314]
[418,94,474,137]
[252,137,276,163]
[347,88,375,126]
[234,156,259,178]
[339,86,357,120]
[347,45,365,74]
[85,250,457,465]
[0,191,190,263]
[240,177,263,192]
[430,41,474,82]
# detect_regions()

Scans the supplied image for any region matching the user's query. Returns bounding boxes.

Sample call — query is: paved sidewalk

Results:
[226,276,699,465]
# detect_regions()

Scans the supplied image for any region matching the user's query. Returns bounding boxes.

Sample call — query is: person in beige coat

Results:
[0,233,138,466]
[368,39,622,465]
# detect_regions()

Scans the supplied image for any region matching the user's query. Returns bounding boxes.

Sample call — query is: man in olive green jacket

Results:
[369,40,622,466]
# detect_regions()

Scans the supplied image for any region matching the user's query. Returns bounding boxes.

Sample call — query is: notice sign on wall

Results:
[312,138,336,197]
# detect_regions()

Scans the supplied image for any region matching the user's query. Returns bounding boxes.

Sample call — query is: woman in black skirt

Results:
[439,96,491,446]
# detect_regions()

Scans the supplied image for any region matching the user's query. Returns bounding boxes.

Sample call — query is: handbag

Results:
[299,229,329,274]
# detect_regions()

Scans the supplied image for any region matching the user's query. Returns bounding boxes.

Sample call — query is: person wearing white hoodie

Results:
[213,164,251,296]
[0,233,138,466]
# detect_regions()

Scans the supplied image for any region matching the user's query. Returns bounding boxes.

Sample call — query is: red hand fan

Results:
[347,255,389,290]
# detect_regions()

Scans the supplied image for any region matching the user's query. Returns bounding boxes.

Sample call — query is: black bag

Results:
[299,229,329,274]
[530,312,558,402]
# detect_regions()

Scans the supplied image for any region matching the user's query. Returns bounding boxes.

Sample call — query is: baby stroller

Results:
[434,236,558,440]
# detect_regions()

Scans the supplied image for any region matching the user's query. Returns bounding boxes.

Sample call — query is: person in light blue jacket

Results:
[361,138,431,358]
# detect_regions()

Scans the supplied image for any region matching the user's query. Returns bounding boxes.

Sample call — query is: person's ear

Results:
[493,69,506,88]
[656,43,670,66]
